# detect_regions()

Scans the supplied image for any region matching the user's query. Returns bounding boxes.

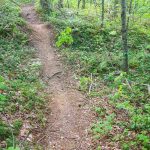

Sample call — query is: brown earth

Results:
[22,5,95,150]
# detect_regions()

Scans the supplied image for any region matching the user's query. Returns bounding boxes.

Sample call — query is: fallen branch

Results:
[19,130,32,148]
[125,78,150,95]
[88,73,93,94]
[125,78,132,91]
[47,71,62,80]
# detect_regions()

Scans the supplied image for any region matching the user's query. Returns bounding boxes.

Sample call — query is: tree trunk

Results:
[67,0,69,8]
[93,0,97,14]
[40,0,51,13]
[114,0,118,18]
[78,0,81,9]
[58,0,63,8]
[82,0,86,9]
[121,0,129,72]
[127,0,133,29]
[101,0,104,27]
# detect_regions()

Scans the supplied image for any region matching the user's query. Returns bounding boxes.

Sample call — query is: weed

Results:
[56,27,73,47]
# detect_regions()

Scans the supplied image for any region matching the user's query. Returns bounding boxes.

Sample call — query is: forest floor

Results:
[22,5,95,150]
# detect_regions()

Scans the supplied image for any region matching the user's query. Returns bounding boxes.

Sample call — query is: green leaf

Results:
[109,30,117,36]
[0,94,7,101]
[0,76,5,82]
[0,83,8,90]
[7,147,20,150]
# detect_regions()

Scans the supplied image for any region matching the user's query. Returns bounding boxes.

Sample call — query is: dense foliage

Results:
[0,1,45,149]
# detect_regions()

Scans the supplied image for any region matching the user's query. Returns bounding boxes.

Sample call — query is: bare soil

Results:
[22,5,95,150]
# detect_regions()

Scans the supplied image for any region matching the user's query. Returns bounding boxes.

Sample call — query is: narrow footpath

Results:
[22,5,95,150]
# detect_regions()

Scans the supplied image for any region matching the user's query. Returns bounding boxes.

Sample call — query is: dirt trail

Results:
[22,5,94,150]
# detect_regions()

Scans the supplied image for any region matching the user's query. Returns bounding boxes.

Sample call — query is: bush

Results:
[0,1,24,37]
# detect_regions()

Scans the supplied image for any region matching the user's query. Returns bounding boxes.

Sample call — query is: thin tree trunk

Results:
[93,0,97,15]
[58,0,63,8]
[67,0,69,8]
[127,0,133,29]
[101,0,104,27]
[90,0,92,6]
[40,0,51,13]
[82,0,86,9]
[114,0,118,18]
[121,0,129,72]
[78,0,81,9]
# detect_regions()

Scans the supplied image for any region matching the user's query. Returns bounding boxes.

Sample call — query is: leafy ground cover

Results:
[38,2,150,149]
[0,1,46,149]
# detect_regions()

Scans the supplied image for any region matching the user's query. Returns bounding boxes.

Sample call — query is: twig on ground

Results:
[37,135,47,143]
[47,71,62,80]
[88,73,93,94]
[125,78,132,91]
[19,130,32,148]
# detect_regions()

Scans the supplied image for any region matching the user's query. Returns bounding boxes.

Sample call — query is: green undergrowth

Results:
[0,1,46,149]
[40,5,150,149]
